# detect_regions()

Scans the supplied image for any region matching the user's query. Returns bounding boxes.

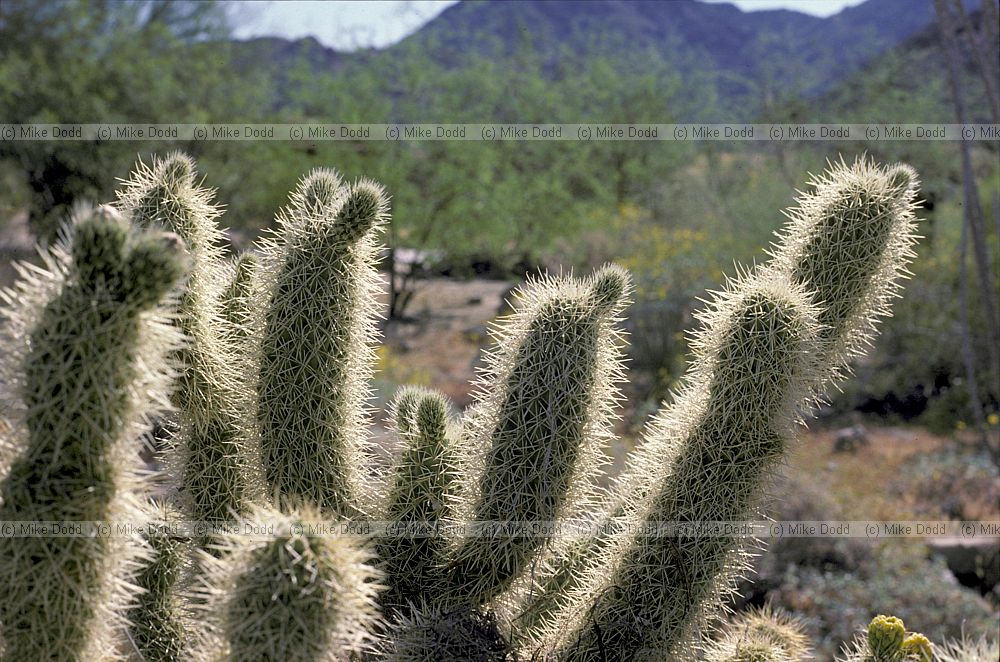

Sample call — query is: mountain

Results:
[226,0,969,112]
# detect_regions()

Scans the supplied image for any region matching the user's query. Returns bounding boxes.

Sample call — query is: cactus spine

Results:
[0,207,185,660]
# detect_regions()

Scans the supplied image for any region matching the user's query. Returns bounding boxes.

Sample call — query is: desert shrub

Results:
[768,543,996,659]
[891,446,1000,520]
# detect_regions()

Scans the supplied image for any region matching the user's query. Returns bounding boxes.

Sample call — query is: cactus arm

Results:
[194,504,384,661]
[255,172,387,516]
[441,265,629,606]
[378,388,460,611]
[116,153,263,530]
[127,503,189,662]
[0,207,184,661]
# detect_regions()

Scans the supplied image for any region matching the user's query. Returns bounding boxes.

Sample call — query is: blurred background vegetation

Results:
[1,0,997,656]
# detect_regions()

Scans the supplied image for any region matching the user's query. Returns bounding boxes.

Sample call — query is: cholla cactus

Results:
[116,153,263,532]
[194,504,384,661]
[0,207,185,661]
[255,171,387,517]
[514,157,920,660]
[0,154,930,660]
[838,614,934,662]
[703,607,810,662]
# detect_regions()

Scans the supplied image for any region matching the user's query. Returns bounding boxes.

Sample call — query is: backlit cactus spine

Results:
[0,207,185,661]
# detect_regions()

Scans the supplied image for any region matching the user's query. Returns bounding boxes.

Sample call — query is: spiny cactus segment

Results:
[379,388,460,611]
[117,153,263,535]
[194,504,384,661]
[127,503,190,662]
[442,265,629,606]
[256,171,388,517]
[0,206,185,661]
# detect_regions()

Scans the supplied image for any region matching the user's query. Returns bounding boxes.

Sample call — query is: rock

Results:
[833,424,869,453]
[927,537,1000,595]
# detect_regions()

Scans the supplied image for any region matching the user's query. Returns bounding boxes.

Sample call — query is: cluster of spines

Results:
[0,206,184,661]
[193,504,384,661]
[382,602,510,662]
[255,170,388,517]
[702,607,810,662]
[932,635,999,662]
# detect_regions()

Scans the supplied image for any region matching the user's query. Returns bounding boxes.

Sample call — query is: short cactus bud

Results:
[867,615,906,660]
[900,633,932,662]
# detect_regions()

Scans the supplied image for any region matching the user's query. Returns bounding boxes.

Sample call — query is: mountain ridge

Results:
[226,0,969,113]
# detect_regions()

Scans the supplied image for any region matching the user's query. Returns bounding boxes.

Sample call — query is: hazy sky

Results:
[231,0,869,51]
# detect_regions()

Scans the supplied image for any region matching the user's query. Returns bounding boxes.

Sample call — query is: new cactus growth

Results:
[868,615,906,660]
[839,614,934,662]
[379,387,459,609]
[0,154,927,660]
[0,207,185,660]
